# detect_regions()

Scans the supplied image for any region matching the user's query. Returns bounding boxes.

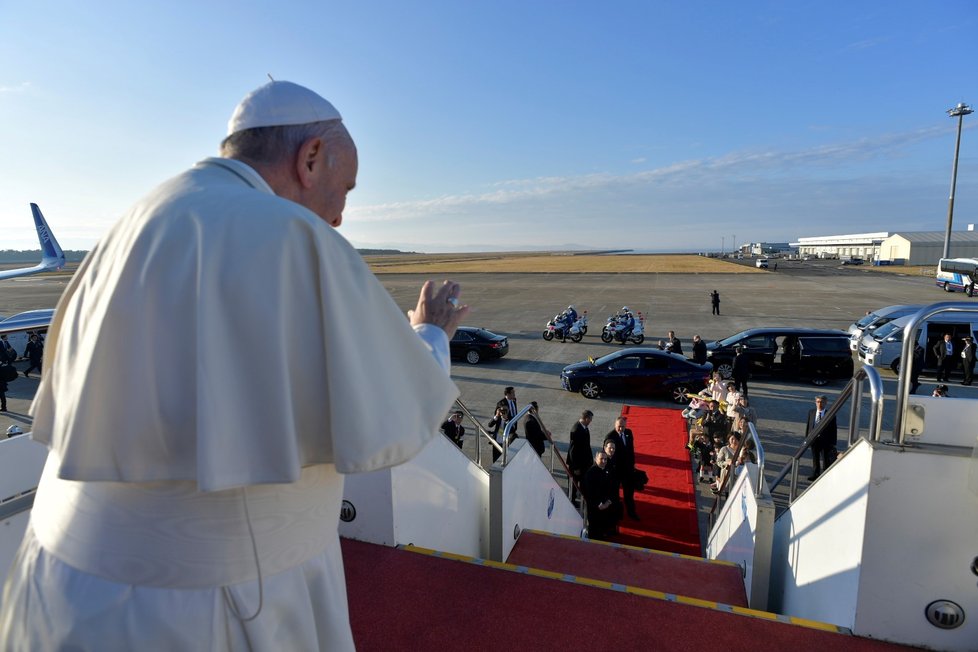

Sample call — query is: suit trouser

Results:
[963,362,974,384]
[621,477,637,516]
[811,443,835,476]
[937,358,955,381]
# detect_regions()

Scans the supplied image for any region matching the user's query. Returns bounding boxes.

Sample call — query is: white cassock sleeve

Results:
[30,165,459,491]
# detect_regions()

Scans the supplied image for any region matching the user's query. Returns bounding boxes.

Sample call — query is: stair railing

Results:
[767,364,884,504]
[892,302,978,444]
[453,398,503,467]
[454,399,583,511]
[708,421,765,527]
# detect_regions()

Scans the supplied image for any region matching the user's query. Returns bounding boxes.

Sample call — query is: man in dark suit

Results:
[604,416,639,520]
[805,395,838,480]
[524,401,550,456]
[933,333,956,383]
[732,345,750,397]
[567,409,593,502]
[439,410,465,448]
[691,334,707,365]
[960,336,975,386]
[495,386,518,436]
[665,330,683,356]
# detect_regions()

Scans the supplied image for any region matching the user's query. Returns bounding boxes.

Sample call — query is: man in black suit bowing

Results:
[805,395,837,480]
[604,416,639,520]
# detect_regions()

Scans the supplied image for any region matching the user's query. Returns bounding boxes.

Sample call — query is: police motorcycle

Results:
[601,307,645,345]
[543,306,587,342]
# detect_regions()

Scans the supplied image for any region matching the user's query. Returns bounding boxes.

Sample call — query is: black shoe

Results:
[628,512,640,521]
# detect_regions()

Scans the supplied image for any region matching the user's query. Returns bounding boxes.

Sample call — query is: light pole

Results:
[943,102,973,260]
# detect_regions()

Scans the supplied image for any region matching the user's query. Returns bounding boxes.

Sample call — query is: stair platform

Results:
[341,538,917,651]
[507,529,748,607]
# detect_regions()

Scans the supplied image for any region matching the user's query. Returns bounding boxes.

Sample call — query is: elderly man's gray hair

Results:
[220,119,349,168]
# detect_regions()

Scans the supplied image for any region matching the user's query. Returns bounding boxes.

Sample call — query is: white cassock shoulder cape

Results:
[30,157,458,491]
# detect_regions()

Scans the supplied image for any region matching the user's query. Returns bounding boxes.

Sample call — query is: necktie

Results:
[816,411,822,423]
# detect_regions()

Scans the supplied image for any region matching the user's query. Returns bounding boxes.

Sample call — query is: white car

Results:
[755,258,769,269]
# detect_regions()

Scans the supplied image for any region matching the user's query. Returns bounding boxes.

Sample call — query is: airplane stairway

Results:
[341,536,917,651]
[506,530,748,607]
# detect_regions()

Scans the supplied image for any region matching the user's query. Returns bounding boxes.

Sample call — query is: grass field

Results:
[364,253,760,274]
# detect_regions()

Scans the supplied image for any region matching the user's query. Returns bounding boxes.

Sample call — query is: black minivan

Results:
[705,328,854,386]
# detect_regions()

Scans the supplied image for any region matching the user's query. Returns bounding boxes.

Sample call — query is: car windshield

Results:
[855,312,881,328]
[716,331,751,347]
[593,351,629,366]
[873,322,903,340]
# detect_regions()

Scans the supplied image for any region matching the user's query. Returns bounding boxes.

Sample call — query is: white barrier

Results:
[339,432,490,558]
[707,463,774,609]
[489,439,584,562]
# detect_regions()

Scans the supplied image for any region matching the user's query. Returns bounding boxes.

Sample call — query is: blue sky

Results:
[1,1,976,252]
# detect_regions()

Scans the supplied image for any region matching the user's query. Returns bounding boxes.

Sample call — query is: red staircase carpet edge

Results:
[610,404,700,555]
[506,530,748,607]
[341,538,918,651]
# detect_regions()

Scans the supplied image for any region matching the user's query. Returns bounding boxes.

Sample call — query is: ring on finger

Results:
[447,297,460,308]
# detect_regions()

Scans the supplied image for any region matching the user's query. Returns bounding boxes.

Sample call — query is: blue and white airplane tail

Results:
[0,204,66,281]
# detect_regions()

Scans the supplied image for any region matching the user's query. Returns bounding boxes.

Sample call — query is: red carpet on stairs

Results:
[507,531,747,606]
[611,404,700,556]
[342,538,918,651]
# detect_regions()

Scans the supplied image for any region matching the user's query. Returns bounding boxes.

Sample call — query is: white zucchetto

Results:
[227,80,342,136]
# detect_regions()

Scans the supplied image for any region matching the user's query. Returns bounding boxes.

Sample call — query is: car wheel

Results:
[890,358,901,374]
[943,282,951,292]
[811,377,829,386]
[542,330,554,341]
[580,381,601,399]
[717,362,733,379]
[671,384,691,404]
[600,332,613,343]
[631,334,645,345]
[465,349,481,365]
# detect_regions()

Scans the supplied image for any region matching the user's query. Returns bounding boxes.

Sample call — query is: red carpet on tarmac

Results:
[612,404,700,556]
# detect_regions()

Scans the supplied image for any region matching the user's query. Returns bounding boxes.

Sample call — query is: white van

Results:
[858,312,978,374]
[847,305,922,351]
[755,258,769,269]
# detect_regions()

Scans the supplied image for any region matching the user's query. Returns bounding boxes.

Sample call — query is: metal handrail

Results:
[501,404,534,465]
[453,398,503,467]
[454,399,583,508]
[708,421,765,525]
[894,302,978,444]
[768,365,884,502]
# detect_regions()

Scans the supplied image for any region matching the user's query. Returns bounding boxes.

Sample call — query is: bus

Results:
[935,257,978,296]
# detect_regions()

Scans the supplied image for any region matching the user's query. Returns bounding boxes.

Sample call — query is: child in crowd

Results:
[694,432,714,484]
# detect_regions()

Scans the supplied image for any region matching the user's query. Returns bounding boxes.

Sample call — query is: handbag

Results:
[0,364,17,383]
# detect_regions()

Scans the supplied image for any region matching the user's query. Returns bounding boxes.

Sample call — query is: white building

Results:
[878,230,978,265]
[790,232,889,260]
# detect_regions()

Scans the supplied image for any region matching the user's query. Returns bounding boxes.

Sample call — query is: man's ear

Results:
[295,136,325,189]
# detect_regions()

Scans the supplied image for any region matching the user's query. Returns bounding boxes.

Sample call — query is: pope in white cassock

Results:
[0,81,464,650]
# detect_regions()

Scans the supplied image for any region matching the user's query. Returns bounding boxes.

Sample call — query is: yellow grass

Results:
[365,253,761,274]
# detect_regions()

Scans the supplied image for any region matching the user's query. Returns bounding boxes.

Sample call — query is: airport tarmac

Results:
[1,263,970,545]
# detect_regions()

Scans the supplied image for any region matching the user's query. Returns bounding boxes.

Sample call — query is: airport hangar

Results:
[789,228,978,264]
